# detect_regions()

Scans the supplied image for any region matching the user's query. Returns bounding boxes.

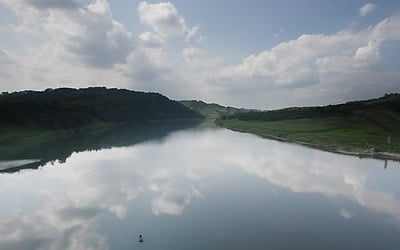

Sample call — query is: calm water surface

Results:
[1,125,400,250]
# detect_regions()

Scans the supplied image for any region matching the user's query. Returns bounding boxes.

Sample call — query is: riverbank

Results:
[217,118,400,161]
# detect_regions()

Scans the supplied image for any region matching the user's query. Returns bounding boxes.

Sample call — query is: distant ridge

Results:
[180,100,251,120]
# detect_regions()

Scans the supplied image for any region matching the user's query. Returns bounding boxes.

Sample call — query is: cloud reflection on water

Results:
[0,128,399,249]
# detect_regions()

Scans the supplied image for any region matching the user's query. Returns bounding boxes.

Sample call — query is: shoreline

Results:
[222,126,400,162]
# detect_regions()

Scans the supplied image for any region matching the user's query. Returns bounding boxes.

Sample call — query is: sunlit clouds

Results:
[0,0,399,108]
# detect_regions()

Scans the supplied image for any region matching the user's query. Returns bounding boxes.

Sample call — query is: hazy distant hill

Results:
[180,100,252,120]
[0,87,202,130]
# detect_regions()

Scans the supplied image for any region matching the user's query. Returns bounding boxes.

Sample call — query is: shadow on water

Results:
[0,120,201,174]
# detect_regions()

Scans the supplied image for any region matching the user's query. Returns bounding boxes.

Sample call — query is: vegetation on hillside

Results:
[0,87,202,130]
[0,87,203,143]
[217,94,400,158]
[180,100,251,120]
[2,87,399,163]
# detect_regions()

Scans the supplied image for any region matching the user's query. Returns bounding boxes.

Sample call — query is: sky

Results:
[0,0,399,109]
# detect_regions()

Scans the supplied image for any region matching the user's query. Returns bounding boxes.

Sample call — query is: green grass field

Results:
[217,116,400,154]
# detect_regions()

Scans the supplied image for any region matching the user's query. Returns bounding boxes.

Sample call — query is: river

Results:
[0,123,399,249]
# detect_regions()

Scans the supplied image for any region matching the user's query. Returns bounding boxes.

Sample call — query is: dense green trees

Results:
[0,87,203,129]
[224,93,400,131]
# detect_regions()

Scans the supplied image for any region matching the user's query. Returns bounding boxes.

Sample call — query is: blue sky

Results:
[0,0,399,108]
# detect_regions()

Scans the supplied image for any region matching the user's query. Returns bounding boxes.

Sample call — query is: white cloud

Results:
[359,3,376,16]
[0,0,134,68]
[316,40,380,73]
[139,31,164,47]
[0,0,45,33]
[0,0,143,91]
[138,1,186,38]
[217,14,400,95]
[218,31,362,86]
[0,0,189,93]
[182,47,201,62]
[46,0,133,68]
[355,40,380,61]
[117,47,171,88]
[185,26,199,43]
[87,0,109,15]
[0,0,399,108]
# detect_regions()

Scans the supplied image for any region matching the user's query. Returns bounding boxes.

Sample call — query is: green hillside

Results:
[217,93,400,159]
[0,87,202,145]
[180,100,251,120]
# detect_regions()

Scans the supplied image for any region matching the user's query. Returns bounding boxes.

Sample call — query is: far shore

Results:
[219,122,400,162]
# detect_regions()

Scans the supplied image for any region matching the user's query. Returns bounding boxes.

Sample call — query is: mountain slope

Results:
[0,87,202,130]
[0,87,203,145]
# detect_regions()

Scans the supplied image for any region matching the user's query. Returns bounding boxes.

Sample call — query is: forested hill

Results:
[0,87,203,129]
[222,93,400,132]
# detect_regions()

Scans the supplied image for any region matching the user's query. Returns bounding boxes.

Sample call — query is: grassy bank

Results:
[217,116,400,160]
[217,93,400,160]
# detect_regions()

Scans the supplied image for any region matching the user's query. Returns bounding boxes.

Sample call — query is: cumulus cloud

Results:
[217,14,400,93]
[359,3,376,16]
[0,0,191,95]
[137,1,202,44]
[0,0,399,108]
[218,32,361,86]
[47,0,133,68]
[139,31,164,47]
[0,0,144,92]
[1,0,134,68]
[316,40,380,73]
[138,1,186,38]
[118,47,171,87]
